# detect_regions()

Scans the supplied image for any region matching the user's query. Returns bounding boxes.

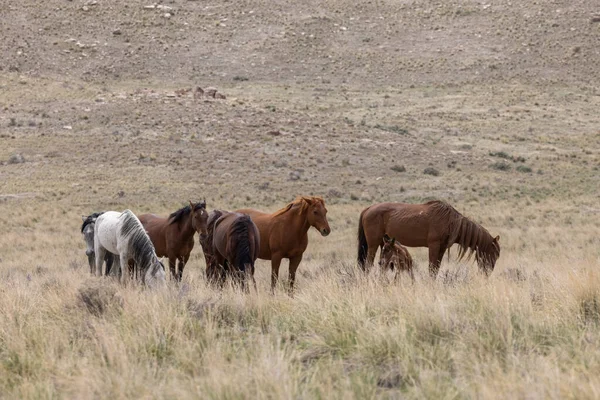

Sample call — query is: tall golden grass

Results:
[0,203,599,398]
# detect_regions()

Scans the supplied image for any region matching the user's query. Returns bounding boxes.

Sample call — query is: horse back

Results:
[363,202,432,247]
[137,213,169,257]
[94,211,122,254]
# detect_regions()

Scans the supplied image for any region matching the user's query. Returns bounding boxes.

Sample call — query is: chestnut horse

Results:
[202,210,260,291]
[358,200,500,277]
[138,201,208,281]
[379,234,414,282]
[237,196,331,293]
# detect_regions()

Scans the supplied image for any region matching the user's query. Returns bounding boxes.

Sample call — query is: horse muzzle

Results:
[86,249,94,257]
[320,227,331,237]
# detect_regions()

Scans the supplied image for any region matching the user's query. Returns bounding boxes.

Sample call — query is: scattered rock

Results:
[205,87,217,98]
[328,188,343,198]
[193,87,204,99]
[117,190,125,198]
[163,13,172,19]
[360,191,373,201]
[8,154,25,164]
[390,165,406,172]
[215,92,226,99]
[288,170,301,181]
[257,182,270,190]
[268,130,281,136]
[274,160,288,168]
[591,15,600,23]
[112,29,122,35]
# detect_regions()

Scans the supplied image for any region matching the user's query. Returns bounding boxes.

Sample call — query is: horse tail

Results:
[357,207,370,270]
[230,215,255,272]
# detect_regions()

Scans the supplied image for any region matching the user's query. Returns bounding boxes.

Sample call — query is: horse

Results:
[138,201,208,282]
[379,234,414,282]
[358,200,500,277]
[94,210,166,287]
[200,210,226,287]
[236,196,331,293]
[202,210,260,291]
[81,212,117,275]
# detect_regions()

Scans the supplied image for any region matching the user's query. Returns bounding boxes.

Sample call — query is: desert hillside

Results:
[1,0,599,398]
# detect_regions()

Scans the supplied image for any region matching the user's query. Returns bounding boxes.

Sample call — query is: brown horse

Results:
[237,196,331,293]
[138,201,208,281]
[358,200,500,277]
[202,209,260,291]
[379,234,414,282]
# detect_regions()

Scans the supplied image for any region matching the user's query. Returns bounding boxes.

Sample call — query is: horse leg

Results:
[95,247,106,276]
[168,257,177,281]
[270,255,283,294]
[120,254,129,285]
[428,242,442,278]
[87,253,95,274]
[105,253,113,276]
[288,255,303,296]
[178,255,190,282]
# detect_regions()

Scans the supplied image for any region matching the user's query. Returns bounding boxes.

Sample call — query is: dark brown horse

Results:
[237,196,331,293]
[379,234,414,282]
[202,210,260,291]
[138,201,208,281]
[358,200,500,277]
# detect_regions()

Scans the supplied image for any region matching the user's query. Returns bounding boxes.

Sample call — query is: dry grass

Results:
[1,202,599,399]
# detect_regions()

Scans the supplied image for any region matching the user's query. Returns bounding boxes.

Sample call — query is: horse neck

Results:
[179,213,196,239]
[278,207,310,236]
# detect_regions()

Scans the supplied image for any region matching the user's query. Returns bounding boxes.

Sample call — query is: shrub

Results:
[516,165,533,173]
[423,167,440,176]
[490,162,511,171]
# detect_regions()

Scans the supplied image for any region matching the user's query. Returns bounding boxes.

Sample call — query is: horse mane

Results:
[119,209,158,272]
[228,214,255,270]
[272,196,325,217]
[201,210,224,255]
[168,201,206,226]
[81,212,104,232]
[426,200,498,263]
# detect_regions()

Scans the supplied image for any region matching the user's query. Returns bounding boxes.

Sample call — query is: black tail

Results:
[230,215,255,272]
[357,207,369,270]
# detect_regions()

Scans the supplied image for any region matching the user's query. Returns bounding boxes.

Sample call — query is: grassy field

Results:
[0,200,599,398]
[2,0,600,397]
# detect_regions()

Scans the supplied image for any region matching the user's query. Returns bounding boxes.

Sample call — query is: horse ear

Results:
[391,237,396,246]
[494,235,500,242]
[189,200,195,209]
[301,196,313,205]
[383,234,391,243]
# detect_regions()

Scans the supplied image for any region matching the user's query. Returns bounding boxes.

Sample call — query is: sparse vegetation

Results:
[516,165,533,173]
[423,167,440,176]
[490,161,512,171]
[373,124,409,135]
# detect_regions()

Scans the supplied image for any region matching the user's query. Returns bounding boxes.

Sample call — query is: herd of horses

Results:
[81,196,501,292]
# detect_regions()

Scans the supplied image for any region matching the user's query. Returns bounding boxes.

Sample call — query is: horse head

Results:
[303,197,331,237]
[189,200,209,240]
[379,234,398,271]
[147,259,166,288]
[478,235,501,276]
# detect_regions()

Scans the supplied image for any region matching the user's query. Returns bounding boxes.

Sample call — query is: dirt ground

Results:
[0,0,600,398]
